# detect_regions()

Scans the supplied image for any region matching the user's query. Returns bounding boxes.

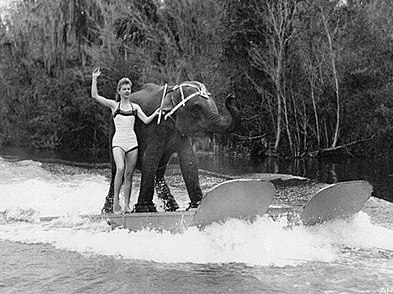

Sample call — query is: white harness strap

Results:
[157,83,168,124]
[164,82,210,121]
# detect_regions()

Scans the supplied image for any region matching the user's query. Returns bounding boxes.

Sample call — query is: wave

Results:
[1,209,393,267]
[1,156,393,266]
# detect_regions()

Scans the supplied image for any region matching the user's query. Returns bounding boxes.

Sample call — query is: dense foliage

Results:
[0,0,392,159]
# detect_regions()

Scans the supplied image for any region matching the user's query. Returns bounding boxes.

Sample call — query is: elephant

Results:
[101,81,240,213]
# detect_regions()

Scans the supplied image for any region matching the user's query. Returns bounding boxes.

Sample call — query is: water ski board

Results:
[40,179,275,232]
[193,179,275,227]
[300,180,373,226]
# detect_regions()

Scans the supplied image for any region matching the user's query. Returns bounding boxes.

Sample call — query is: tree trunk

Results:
[310,78,320,148]
[321,7,340,148]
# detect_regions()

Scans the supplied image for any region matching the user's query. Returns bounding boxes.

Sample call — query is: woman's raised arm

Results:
[91,68,117,110]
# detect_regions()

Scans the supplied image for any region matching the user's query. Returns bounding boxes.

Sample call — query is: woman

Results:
[91,68,160,214]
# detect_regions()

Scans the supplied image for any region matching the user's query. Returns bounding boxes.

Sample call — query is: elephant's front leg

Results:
[177,136,203,208]
[135,147,162,212]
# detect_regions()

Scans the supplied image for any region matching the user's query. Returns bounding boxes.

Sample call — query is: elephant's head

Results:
[162,82,240,136]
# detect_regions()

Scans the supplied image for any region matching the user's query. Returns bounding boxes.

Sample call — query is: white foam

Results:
[0,215,336,266]
[3,212,392,266]
[0,177,108,217]
[308,212,393,251]
[1,158,393,266]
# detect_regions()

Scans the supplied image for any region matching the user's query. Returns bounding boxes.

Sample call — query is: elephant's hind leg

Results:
[102,118,116,214]
[102,157,116,214]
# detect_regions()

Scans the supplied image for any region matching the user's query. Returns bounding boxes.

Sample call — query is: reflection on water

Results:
[196,154,393,202]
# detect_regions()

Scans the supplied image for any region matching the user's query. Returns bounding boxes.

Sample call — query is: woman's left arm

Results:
[134,104,160,124]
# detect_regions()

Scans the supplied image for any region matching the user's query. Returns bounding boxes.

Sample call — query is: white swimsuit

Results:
[112,102,138,153]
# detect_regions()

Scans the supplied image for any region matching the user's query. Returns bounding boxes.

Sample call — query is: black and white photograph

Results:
[0,0,392,293]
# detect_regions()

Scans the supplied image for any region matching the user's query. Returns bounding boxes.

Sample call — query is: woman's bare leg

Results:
[112,147,125,214]
[123,149,138,212]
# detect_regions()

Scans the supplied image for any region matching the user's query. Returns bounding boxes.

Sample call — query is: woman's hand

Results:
[92,67,101,78]
[154,108,162,116]
[135,105,162,124]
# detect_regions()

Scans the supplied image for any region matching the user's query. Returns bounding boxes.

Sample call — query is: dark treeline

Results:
[0,0,392,159]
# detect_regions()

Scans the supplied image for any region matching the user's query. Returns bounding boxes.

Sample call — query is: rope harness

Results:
[158,82,210,123]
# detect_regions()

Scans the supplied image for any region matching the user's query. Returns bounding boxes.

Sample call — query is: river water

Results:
[196,154,393,203]
[2,146,392,202]
[0,149,393,293]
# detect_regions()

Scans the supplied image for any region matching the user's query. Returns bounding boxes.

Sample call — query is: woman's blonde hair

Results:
[116,77,132,101]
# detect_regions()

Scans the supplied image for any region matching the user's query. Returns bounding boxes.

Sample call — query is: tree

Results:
[247,0,299,154]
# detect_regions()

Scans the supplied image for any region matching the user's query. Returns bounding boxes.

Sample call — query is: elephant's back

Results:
[133,83,163,99]
[130,83,163,110]
[141,83,163,92]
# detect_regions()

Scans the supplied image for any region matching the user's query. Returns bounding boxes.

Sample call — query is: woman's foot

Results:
[113,202,122,215]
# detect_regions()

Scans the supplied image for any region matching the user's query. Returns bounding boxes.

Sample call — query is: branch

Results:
[232,133,266,141]
[308,135,375,157]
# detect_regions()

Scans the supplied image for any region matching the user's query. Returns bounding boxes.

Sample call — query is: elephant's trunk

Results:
[207,93,240,133]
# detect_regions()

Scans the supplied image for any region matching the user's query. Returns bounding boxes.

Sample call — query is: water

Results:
[197,154,393,203]
[2,146,392,202]
[1,153,393,293]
